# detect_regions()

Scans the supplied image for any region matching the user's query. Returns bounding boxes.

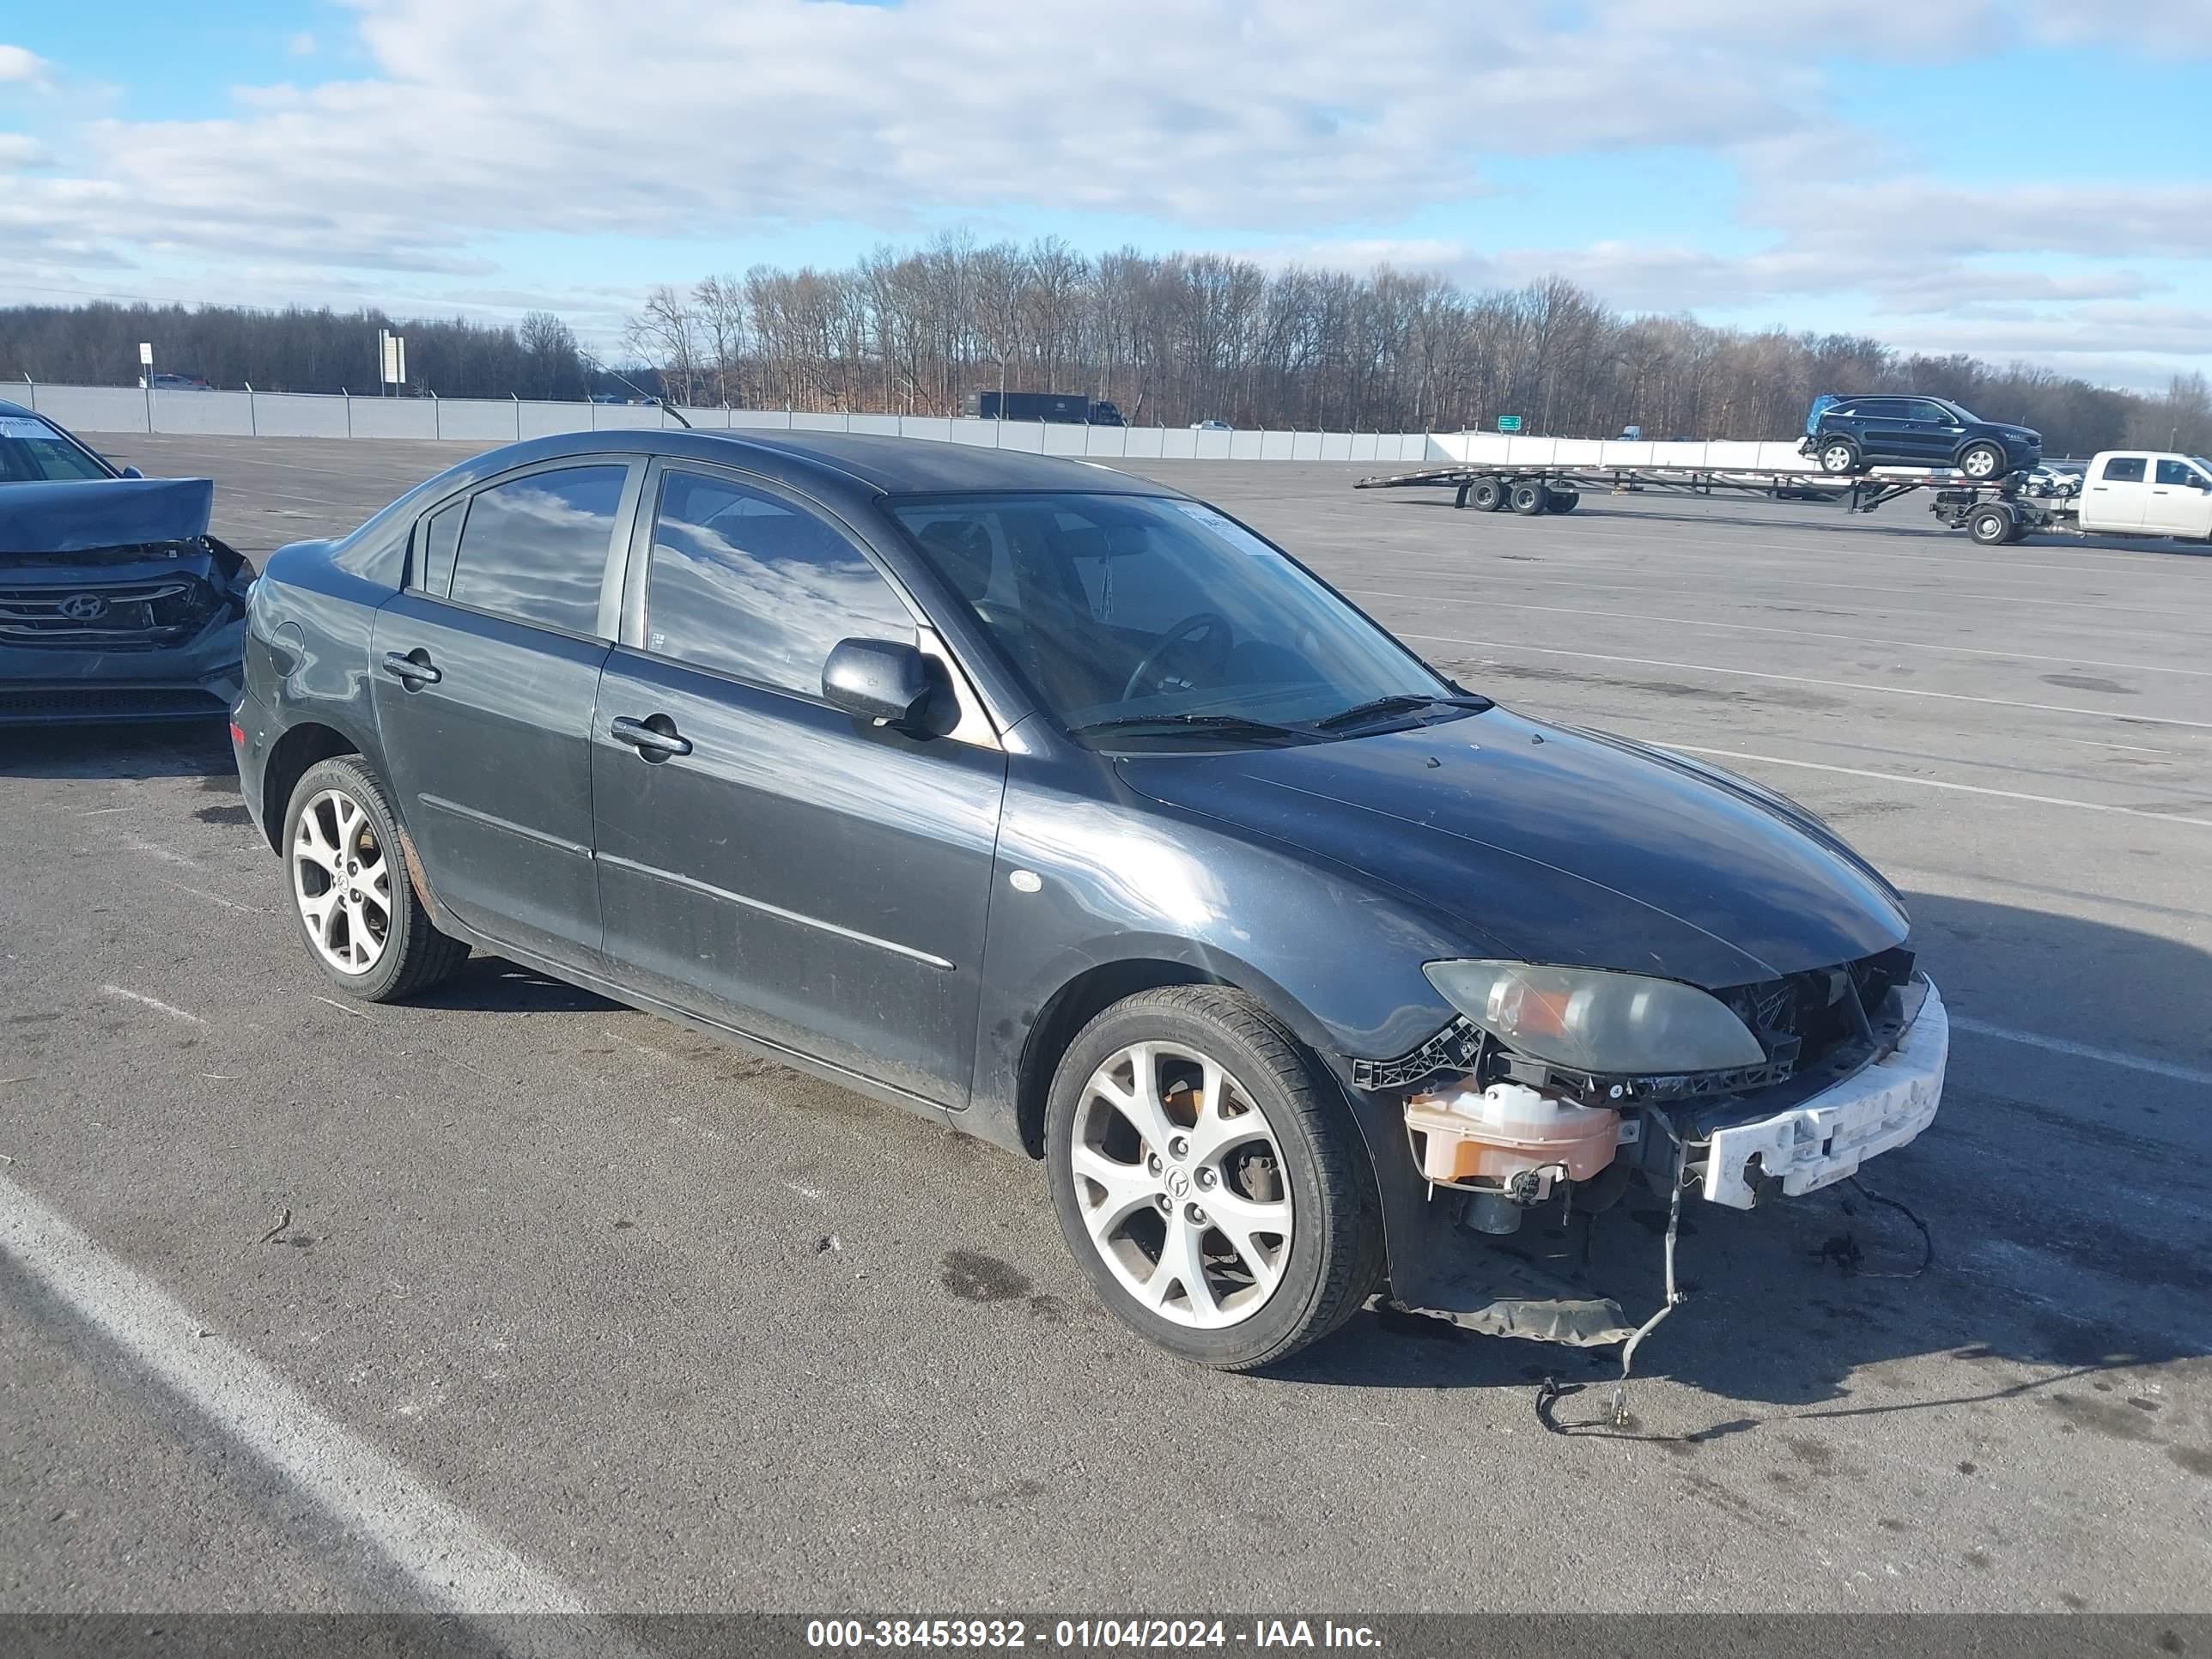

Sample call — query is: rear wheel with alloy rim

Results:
[1818,439,1862,475]
[1045,986,1383,1369]
[1967,504,2015,547]
[1509,482,1549,515]
[283,756,467,1000]
[1469,477,1507,512]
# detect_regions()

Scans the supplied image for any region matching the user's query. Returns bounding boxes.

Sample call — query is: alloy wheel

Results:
[1961,447,1998,478]
[1066,1041,1293,1329]
[1820,443,1856,473]
[291,787,392,974]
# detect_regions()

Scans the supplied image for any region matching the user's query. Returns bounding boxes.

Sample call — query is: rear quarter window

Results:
[2101,457,2147,483]
[447,464,628,635]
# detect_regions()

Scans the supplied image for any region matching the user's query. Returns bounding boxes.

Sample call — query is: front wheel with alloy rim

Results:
[1044,986,1383,1370]
[283,756,468,1000]
[1957,441,2007,480]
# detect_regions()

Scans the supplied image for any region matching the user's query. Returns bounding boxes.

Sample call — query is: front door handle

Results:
[380,649,441,686]
[610,714,692,759]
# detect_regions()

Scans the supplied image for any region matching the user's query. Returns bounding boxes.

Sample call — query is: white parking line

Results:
[1373,556,2210,625]
[1346,589,2212,680]
[1533,520,2212,581]
[1407,633,2212,732]
[100,985,207,1024]
[0,1174,634,1634]
[1638,743,2212,828]
[1947,1017,2212,1088]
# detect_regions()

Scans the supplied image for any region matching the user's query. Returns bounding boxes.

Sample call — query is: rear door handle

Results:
[380,650,441,685]
[610,714,692,759]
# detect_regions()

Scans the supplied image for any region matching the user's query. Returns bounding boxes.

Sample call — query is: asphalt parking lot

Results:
[4,434,2209,1617]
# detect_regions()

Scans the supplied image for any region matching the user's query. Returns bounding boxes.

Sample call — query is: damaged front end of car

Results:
[0,477,250,726]
[1352,945,1945,1375]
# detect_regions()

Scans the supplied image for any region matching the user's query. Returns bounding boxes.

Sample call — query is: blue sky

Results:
[3,0,2209,386]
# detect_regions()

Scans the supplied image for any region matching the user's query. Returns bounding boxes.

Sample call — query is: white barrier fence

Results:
[14,380,1449,465]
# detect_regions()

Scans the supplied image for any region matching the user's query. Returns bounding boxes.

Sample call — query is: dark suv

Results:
[232,431,1944,1370]
[1802,395,2040,480]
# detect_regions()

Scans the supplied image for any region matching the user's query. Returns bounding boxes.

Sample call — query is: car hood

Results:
[1113,708,1910,989]
[0,477,214,556]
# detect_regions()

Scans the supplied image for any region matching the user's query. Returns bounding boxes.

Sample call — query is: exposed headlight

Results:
[1424,961,1766,1075]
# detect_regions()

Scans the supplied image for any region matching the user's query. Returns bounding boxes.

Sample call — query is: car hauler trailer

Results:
[1355,456,2035,526]
[1356,444,2212,550]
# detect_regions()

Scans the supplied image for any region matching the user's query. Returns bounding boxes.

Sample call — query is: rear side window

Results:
[644,469,913,697]
[2101,457,2147,483]
[448,465,628,634]
[2154,459,2197,486]
[416,499,465,595]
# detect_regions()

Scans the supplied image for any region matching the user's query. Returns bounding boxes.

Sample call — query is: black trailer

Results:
[1354,460,2041,542]
[962,390,1117,424]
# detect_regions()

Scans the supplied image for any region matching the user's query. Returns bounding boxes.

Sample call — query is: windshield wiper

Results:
[1071,713,1316,744]
[1310,691,1492,732]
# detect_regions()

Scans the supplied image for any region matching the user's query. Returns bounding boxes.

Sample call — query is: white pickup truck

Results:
[1948,449,2212,545]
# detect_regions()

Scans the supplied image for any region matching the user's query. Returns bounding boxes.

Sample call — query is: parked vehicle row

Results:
[228,427,1946,1370]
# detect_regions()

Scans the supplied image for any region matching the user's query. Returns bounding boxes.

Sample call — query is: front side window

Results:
[644,469,913,697]
[2154,459,2200,487]
[0,414,113,483]
[890,492,1459,743]
[447,465,627,634]
[1910,400,1957,424]
[2102,457,2148,483]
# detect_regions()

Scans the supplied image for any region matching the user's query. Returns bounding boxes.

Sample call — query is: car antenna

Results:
[579,350,692,430]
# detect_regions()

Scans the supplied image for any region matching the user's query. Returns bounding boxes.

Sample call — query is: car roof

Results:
[509,428,1182,498]
[0,398,47,421]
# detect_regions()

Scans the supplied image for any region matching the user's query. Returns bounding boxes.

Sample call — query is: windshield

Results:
[888,492,1466,744]
[1937,400,1980,424]
[0,415,114,483]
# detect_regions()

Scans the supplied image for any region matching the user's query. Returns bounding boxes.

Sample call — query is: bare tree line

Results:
[6,242,2208,458]
[620,234,2212,458]
[0,302,595,403]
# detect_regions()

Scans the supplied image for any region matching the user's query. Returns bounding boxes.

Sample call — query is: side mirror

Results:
[822,637,933,731]
[119,465,145,479]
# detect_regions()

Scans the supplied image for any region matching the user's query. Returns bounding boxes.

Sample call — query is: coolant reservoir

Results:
[1403,1081,1621,1188]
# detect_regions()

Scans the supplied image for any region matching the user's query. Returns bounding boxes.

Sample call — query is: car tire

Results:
[1546,490,1580,514]
[1509,482,1549,516]
[1957,441,2007,481]
[283,756,467,1001]
[1967,504,2015,547]
[1044,986,1384,1370]
[1817,438,1862,475]
[1469,477,1507,512]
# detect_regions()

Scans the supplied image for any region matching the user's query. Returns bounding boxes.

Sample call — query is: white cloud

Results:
[0,0,2207,382]
[0,132,51,167]
[2021,0,2212,48]
[0,43,53,88]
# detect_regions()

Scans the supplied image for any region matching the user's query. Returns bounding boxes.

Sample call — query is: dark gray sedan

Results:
[232,432,1946,1370]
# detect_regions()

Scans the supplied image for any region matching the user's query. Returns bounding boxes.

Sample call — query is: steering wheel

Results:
[1121,611,1233,703]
